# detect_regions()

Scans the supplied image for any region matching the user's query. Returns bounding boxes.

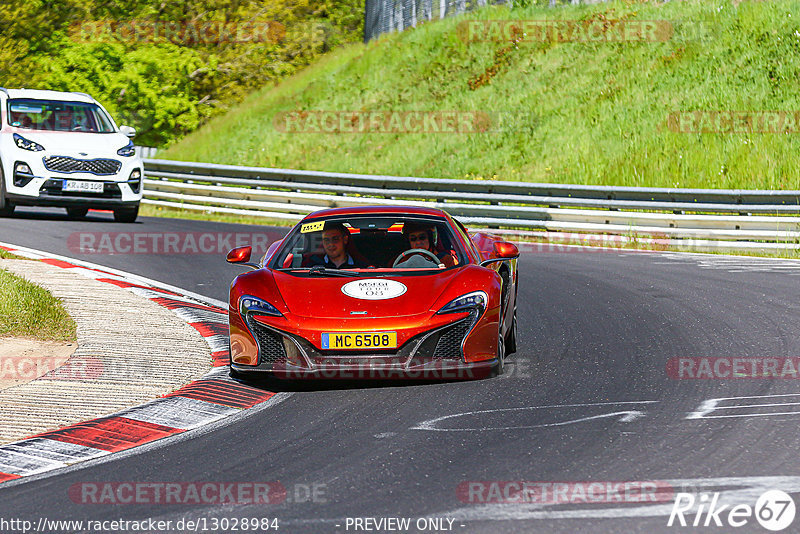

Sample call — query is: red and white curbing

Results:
[0,242,273,484]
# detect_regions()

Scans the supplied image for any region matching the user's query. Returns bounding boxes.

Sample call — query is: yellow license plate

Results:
[321,332,397,350]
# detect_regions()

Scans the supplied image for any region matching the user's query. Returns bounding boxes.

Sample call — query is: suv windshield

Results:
[7,99,115,133]
[270,216,469,274]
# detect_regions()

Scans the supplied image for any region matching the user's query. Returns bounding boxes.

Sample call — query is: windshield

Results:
[7,99,116,133]
[270,215,469,274]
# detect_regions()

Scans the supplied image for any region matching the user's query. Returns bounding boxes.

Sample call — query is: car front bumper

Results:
[7,190,140,209]
[2,154,143,208]
[231,308,499,380]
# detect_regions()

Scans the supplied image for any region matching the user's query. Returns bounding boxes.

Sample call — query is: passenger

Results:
[402,222,457,268]
[310,222,365,269]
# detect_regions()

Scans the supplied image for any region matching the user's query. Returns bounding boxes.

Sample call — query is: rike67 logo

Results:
[668,490,795,531]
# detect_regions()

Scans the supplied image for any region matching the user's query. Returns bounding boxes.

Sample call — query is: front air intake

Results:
[247,319,287,364]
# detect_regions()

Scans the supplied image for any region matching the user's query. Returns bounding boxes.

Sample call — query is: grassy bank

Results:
[163,0,800,189]
[0,250,24,260]
[0,266,77,341]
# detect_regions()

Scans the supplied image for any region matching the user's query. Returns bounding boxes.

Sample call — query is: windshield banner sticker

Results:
[341,279,407,300]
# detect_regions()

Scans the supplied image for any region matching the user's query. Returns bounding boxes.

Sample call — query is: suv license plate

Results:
[63,180,104,193]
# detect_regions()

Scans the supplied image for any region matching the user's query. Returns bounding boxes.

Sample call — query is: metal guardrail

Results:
[142,159,800,251]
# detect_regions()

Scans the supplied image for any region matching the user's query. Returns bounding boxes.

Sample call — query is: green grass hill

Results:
[163,0,800,189]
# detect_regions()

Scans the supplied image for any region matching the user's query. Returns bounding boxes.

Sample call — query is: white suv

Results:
[0,88,143,222]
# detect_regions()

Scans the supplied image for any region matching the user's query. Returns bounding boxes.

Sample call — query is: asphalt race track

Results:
[2,207,800,533]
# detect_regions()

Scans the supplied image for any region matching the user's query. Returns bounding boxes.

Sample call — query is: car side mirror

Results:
[494,241,519,259]
[480,241,519,267]
[227,246,260,269]
[119,125,136,138]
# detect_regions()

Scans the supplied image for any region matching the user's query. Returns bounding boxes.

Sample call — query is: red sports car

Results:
[226,206,519,380]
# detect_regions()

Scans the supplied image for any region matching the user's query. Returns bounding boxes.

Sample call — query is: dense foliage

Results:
[0,0,363,146]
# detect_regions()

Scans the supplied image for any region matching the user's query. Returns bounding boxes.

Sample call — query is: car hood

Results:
[11,130,131,157]
[273,270,462,319]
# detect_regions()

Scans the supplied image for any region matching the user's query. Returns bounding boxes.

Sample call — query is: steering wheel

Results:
[392,248,441,267]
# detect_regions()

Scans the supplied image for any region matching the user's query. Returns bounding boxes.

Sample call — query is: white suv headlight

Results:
[117,140,135,157]
[13,133,44,152]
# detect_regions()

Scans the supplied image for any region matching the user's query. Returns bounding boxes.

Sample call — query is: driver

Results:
[310,222,365,269]
[402,222,456,268]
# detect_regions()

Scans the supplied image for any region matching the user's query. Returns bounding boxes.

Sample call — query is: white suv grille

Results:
[43,156,121,175]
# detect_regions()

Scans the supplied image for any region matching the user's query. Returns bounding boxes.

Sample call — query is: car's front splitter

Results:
[231,357,499,380]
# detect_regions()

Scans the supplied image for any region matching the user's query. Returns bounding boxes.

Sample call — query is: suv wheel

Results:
[113,204,139,223]
[0,168,15,217]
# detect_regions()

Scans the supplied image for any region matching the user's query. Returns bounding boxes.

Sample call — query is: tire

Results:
[0,167,14,218]
[66,207,89,219]
[113,204,139,223]
[489,332,505,378]
[505,306,518,355]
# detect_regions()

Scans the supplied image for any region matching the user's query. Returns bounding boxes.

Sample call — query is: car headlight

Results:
[437,291,487,314]
[117,140,135,157]
[240,295,282,317]
[13,133,44,152]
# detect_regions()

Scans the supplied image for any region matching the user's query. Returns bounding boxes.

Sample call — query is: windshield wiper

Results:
[305,265,362,277]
